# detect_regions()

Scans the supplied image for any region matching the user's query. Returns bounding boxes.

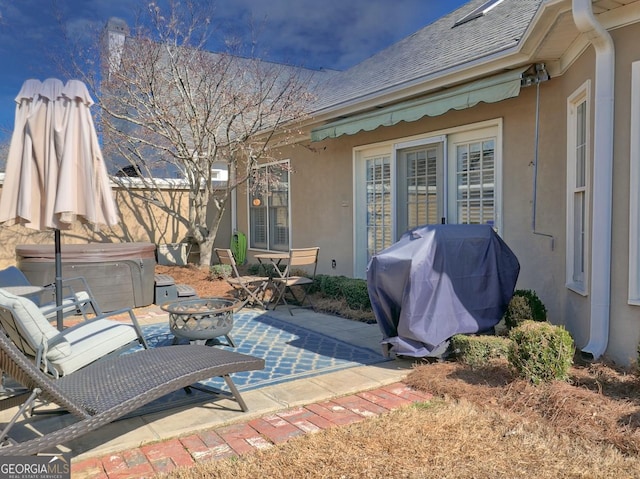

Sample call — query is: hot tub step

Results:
[176,284,198,298]
[155,274,175,286]
[155,274,177,303]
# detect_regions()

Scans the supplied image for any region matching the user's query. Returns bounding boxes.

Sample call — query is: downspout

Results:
[572,0,615,359]
[525,63,554,246]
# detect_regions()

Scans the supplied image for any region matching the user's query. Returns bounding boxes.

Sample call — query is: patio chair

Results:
[215,248,269,309]
[271,247,320,314]
[0,288,148,378]
[0,266,101,321]
[0,329,265,456]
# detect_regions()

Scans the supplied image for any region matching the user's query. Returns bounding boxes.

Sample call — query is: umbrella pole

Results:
[54,229,63,331]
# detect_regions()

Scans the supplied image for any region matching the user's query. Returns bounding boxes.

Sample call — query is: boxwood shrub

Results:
[311,274,371,310]
[450,334,511,368]
[503,289,548,330]
[508,321,574,384]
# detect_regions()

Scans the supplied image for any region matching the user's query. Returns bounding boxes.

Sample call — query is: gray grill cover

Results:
[367,224,520,358]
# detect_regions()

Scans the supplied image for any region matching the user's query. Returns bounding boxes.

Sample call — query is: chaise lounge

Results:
[0,328,265,456]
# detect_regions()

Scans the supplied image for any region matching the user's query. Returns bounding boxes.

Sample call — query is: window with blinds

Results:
[249,161,290,251]
[365,155,392,259]
[455,139,495,226]
[566,81,590,294]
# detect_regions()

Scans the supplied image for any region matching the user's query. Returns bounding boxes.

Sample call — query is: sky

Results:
[0,0,469,142]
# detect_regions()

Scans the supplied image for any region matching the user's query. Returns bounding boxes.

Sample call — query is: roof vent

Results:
[454,0,505,27]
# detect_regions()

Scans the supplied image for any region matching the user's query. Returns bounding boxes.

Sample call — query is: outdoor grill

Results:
[367,224,520,359]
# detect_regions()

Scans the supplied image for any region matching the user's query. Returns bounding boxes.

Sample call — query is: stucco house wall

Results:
[238,2,640,365]
[607,21,640,365]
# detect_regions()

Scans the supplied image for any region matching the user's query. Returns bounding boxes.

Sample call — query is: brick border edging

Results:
[71,383,432,478]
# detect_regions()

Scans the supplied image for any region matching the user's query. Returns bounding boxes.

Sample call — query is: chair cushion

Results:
[52,319,139,376]
[0,289,71,361]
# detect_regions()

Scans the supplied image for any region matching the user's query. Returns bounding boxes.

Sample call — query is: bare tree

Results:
[78,1,315,267]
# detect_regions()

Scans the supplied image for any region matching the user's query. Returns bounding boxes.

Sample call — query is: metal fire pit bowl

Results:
[161,297,236,346]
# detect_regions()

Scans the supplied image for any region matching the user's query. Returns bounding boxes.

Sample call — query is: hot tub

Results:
[16,242,156,312]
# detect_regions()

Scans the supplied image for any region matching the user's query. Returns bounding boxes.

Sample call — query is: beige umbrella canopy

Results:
[55,80,119,227]
[0,78,119,329]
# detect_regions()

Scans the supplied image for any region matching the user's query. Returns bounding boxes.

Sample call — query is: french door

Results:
[396,141,445,232]
[354,124,500,277]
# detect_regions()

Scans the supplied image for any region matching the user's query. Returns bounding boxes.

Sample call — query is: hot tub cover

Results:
[366,224,520,358]
[16,242,155,262]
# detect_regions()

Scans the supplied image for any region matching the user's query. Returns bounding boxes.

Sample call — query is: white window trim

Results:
[566,80,591,296]
[247,159,291,253]
[353,146,393,275]
[629,62,640,304]
[394,135,447,231]
[446,124,503,233]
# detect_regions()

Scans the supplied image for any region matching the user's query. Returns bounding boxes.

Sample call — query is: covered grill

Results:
[367,224,520,358]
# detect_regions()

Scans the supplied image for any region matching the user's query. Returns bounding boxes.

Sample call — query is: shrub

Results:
[503,289,547,330]
[247,262,282,277]
[247,263,259,275]
[340,278,371,310]
[316,274,344,298]
[508,321,574,384]
[450,334,511,368]
[306,274,372,310]
[209,264,231,280]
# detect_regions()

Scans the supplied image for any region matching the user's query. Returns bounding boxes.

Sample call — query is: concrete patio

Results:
[1,305,418,472]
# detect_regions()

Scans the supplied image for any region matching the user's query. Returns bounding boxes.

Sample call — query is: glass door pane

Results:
[455,138,495,226]
[365,155,392,260]
[397,143,443,236]
[269,167,289,251]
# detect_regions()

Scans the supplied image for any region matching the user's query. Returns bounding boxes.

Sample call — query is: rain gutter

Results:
[572,0,615,360]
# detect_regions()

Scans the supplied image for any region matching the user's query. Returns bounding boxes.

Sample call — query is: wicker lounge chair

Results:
[0,329,265,456]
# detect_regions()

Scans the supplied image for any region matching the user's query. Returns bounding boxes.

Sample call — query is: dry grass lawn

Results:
[157,265,640,478]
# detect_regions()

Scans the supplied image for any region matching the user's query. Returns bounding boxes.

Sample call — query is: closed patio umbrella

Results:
[0,78,119,330]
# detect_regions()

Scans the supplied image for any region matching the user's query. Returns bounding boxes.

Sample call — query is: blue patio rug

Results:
[123,309,387,417]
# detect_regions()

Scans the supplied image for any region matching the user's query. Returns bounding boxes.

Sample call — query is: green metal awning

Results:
[311,68,526,142]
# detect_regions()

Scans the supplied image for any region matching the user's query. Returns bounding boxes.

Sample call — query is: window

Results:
[365,154,392,259]
[629,63,640,303]
[249,161,290,251]
[566,81,590,294]
[397,143,444,232]
[454,0,505,27]
[454,139,495,226]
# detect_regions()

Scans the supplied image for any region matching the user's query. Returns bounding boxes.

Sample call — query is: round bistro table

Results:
[161,297,236,347]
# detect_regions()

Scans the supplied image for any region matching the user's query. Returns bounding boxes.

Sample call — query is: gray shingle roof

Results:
[314,0,543,112]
